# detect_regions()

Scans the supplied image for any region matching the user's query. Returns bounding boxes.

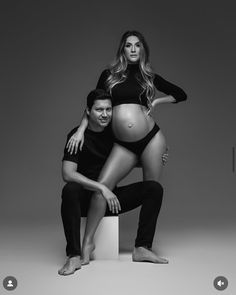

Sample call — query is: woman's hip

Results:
[114,123,161,156]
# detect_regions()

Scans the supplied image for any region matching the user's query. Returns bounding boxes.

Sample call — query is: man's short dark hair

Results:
[87,89,112,110]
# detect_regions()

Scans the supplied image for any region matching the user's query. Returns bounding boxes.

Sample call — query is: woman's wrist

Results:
[76,125,86,134]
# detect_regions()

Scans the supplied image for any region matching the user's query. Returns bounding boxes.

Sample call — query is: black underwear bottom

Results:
[115,123,160,156]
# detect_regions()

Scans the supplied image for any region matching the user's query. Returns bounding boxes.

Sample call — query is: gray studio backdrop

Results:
[1,1,235,242]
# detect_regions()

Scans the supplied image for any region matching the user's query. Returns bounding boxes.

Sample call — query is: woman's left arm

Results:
[152,74,187,107]
[151,95,176,108]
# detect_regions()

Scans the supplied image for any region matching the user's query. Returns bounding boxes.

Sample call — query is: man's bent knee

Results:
[143,180,163,199]
[61,182,84,201]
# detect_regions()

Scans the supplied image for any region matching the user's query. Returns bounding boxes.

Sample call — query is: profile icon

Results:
[7,280,14,287]
[3,276,17,290]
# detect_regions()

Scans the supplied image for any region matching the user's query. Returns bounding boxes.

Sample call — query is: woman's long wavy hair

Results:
[106,30,155,108]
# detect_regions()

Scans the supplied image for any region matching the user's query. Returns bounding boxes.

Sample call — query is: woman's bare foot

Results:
[132,247,169,264]
[58,256,82,275]
[81,242,95,265]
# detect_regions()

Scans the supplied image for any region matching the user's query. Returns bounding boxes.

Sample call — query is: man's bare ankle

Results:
[134,246,150,251]
[69,255,81,259]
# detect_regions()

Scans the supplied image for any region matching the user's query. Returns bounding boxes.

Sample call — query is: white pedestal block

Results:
[80,216,119,260]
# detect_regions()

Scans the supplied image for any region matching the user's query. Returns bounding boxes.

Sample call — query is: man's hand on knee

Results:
[99,185,121,214]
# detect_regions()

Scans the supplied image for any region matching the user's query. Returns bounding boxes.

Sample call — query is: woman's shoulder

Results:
[153,72,163,80]
[96,68,110,89]
[153,72,172,85]
[97,68,110,79]
[100,68,111,75]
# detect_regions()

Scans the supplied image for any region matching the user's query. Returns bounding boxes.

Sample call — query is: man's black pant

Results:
[61,181,163,257]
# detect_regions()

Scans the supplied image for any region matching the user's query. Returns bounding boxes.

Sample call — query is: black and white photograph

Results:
[1,0,235,294]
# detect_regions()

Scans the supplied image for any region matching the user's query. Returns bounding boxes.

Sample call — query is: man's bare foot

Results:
[132,247,169,264]
[58,256,82,275]
[81,242,95,265]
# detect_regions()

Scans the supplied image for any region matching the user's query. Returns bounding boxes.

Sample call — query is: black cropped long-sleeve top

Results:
[96,63,187,107]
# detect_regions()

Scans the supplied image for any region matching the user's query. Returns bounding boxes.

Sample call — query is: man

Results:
[59,89,168,276]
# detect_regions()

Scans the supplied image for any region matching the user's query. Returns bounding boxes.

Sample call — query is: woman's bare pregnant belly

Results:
[112,104,155,141]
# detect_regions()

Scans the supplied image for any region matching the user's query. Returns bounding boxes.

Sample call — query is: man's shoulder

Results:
[66,126,79,139]
[65,125,113,145]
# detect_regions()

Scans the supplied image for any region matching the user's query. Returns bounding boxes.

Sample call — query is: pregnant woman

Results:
[67,30,187,264]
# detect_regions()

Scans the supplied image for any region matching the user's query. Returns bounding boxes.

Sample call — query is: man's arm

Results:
[62,160,105,193]
[62,161,121,213]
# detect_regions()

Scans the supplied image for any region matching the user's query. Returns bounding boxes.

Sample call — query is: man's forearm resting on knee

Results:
[62,160,106,194]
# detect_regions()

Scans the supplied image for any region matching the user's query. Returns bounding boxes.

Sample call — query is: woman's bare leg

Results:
[82,144,137,264]
[132,130,168,263]
[141,130,167,181]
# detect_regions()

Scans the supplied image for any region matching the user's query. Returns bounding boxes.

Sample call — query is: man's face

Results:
[87,99,112,129]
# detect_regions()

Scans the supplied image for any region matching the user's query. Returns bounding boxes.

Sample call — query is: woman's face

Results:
[124,35,141,63]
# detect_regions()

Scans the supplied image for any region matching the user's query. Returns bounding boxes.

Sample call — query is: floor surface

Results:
[0,221,235,295]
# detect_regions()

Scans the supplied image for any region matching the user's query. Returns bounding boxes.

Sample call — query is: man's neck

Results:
[87,122,105,132]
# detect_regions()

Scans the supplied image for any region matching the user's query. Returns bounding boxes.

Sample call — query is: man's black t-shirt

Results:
[62,125,114,180]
